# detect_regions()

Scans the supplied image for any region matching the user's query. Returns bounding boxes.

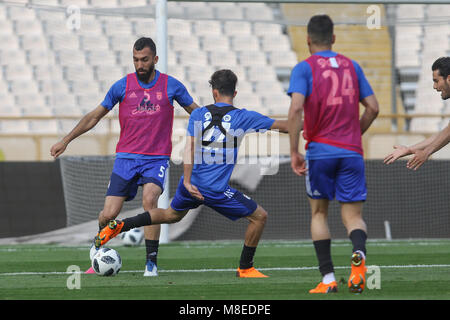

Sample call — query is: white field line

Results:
[1,264,450,277]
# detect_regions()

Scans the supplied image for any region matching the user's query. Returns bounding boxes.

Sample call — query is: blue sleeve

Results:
[100,76,127,110]
[237,109,275,132]
[287,61,312,97]
[352,60,374,100]
[187,108,203,136]
[167,76,194,108]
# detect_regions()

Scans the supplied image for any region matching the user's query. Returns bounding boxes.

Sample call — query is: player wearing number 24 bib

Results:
[287,15,379,294]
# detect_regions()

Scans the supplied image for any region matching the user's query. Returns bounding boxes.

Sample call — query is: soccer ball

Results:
[89,244,99,261]
[91,247,122,276]
[120,228,144,246]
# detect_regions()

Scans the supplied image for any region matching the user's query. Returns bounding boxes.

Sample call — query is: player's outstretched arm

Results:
[383,145,413,164]
[270,120,289,133]
[406,123,450,170]
[182,135,204,201]
[359,94,379,135]
[183,102,201,115]
[50,105,109,158]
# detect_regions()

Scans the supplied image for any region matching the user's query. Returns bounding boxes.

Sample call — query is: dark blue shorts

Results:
[171,177,258,221]
[305,157,367,202]
[106,158,169,201]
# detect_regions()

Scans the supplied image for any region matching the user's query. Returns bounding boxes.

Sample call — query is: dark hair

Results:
[432,57,450,78]
[133,37,157,56]
[209,69,237,97]
[307,14,334,46]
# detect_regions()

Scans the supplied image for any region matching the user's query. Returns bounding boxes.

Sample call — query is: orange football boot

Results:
[348,251,367,294]
[94,220,124,248]
[236,267,268,278]
[309,281,338,293]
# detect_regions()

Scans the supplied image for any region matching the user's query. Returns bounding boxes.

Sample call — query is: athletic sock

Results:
[239,245,257,269]
[146,239,159,264]
[322,272,336,285]
[349,229,367,257]
[122,211,152,233]
[313,239,334,276]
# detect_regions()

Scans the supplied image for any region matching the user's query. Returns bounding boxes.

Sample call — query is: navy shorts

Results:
[106,158,169,201]
[305,157,367,202]
[171,177,258,221]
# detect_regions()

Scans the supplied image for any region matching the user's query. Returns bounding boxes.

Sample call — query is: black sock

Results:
[239,245,257,269]
[146,240,159,264]
[313,239,334,276]
[349,229,367,255]
[122,211,152,233]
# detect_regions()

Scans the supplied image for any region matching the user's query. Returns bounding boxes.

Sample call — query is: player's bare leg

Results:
[98,195,126,228]
[87,196,126,274]
[236,205,269,278]
[341,201,368,293]
[142,183,163,276]
[94,207,188,248]
[308,198,338,293]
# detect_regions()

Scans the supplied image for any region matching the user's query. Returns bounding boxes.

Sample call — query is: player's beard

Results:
[136,64,155,83]
[441,82,450,100]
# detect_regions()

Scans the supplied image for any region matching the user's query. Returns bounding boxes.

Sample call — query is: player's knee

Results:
[166,209,186,224]
[252,206,268,225]
[100,209,118,222]
[142,196,158,211]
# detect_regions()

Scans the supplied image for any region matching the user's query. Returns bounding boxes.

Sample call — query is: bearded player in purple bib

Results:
[50,37,199,276]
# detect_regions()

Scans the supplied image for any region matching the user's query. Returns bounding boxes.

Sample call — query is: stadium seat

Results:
[238,51,268,66]
[0,34,20,49]
[223,21,252,36]
[20,34,48,51]
[103,20,134,36]
[86,51,117,67]
[169,34,200,51]
[231,35,260,51]
[0,105,22,117]
[22,106,54,117]
[213,3,244,20]
[192,20,222,36]
[0,120,30,134]
[14,20,43,36]
[252,22,283,36]
[183,3,214,19]
[209,51,238,68]
[201,35,230,51]
[168,19,192,36]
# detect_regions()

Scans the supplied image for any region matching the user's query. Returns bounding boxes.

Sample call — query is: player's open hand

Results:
[184,182,204,201]
[406,149,430,171]
[50,140,67,159]
[383,145,410,164]
[290,151,307,176]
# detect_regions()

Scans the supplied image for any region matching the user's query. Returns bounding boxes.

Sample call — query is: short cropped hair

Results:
[209,69,237,97]
[133,37,157,56]
[307,14,334,46]
[432,57,450,78]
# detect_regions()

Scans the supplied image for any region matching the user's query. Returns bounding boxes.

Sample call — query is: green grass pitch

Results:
[1,239,450,300]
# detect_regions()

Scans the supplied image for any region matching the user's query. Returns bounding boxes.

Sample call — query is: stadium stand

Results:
[0,1,449,161]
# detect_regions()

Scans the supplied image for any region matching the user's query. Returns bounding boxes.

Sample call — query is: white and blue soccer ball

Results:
[89,244,99,261]
[91,247,122,276]
[120,228,144,246]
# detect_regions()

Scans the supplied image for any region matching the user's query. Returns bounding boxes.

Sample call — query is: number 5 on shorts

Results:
[158,165,166,178]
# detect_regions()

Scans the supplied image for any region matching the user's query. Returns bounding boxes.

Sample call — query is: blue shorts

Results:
[106,158,169,201]
[171,177,258,221]
[305,157,367,202]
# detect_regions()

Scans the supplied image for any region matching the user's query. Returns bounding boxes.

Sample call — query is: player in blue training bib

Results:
[94,69,289,278]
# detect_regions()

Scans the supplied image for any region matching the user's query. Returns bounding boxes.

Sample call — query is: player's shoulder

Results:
[166,73,186,86]
[291,60,313,77]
